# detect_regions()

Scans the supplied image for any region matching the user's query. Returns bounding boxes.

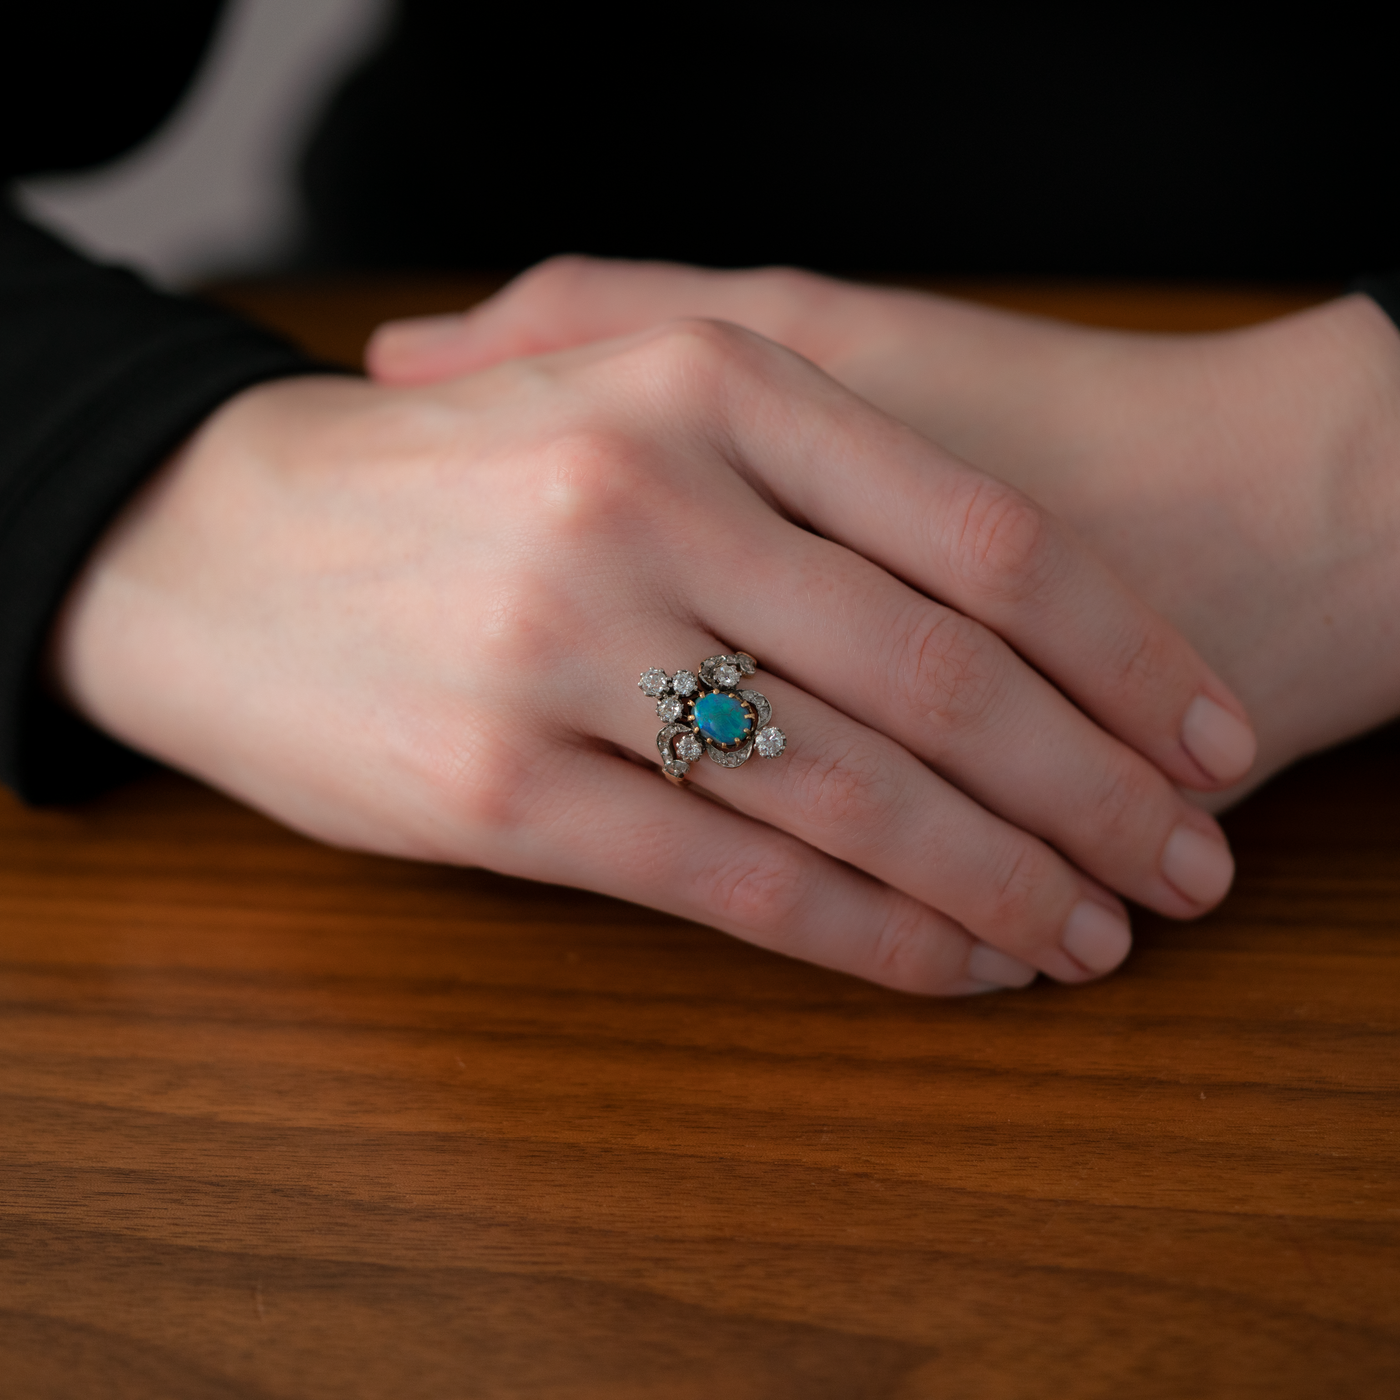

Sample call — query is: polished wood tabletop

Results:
[4,280,1397,1400]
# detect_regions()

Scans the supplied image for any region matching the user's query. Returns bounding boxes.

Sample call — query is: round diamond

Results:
[662,759,690,779]
[755,726,786,759]
[676,733,704,761]
[713,663,741,689]
[672,669,698,697]
[656,695,684,722]
[638,668,669,697]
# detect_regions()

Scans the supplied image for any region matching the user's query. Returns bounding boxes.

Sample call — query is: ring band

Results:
[637,652,787,785]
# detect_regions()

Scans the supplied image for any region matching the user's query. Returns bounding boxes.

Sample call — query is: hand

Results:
[370,258,1400,800]
[53,322,1250,994]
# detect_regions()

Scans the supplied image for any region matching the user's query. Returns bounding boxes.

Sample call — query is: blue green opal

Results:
[693,691,753,746]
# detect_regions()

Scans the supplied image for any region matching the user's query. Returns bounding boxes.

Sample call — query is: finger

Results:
[368,256,823,384]
[703,514,1235,918]
[524,746,1038,996]
[657,319,1256,791]
[605,647,1134,983]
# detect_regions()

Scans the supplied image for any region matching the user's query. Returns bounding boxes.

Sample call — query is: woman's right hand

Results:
[53,319,1252,994]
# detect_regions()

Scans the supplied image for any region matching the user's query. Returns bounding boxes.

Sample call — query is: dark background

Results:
[9,3,1398,279]
[300,6,1400,278]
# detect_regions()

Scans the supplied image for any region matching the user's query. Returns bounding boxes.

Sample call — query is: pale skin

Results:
[371,257,1400,808]
[51,318,1253,997]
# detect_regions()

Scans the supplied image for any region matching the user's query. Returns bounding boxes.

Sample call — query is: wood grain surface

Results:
[3,281,1397,1400]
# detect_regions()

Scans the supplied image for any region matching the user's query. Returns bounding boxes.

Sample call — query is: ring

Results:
[637,652,787,785]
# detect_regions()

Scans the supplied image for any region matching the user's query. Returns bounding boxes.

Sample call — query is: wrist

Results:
[48,376,354,758]
[1277,294,1400,740]
[1177,294,1400,783]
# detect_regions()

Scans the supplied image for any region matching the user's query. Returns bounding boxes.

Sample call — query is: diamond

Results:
[736,653,757,676]
[662,759,690,779]
[676,733,703,761]
[672,669,698,697]
[638,668,669,697]
[656,695,684,722]
[713,663,741,689]
[755,726,786,758]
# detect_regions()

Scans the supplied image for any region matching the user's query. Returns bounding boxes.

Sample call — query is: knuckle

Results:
[786,739,897,838]
[979,838,1059,943]
[701,845,811,936]
[439,733,539,835]
[656,316,743,359]
[1099,620,1168,705]
[862,903,950,991]
[516,253,595,303]
[951,478,1060,606]
[530,426,661,539]
[1084,758,1160,846]
[892,604,1005,734]
[631,317,748,400]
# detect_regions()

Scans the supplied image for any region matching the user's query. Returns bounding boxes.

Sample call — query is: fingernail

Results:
[1181,694,1257,783]
[1060,900,1132,974]
[1161,823,1235,906]
[966,943,1039,988]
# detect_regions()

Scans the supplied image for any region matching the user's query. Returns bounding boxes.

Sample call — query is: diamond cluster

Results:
[642,651,781,781]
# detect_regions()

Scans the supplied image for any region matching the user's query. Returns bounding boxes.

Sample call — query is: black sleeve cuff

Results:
[0,206,342,803]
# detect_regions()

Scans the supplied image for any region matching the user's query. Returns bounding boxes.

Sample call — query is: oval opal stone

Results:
[693,691,753,746]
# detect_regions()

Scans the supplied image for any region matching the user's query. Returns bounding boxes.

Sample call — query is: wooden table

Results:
[3,280,1397,1399]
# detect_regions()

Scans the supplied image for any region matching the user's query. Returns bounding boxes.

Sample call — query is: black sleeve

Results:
[1,3,334,804]
[0,2,343,804]
[0,207,331,804]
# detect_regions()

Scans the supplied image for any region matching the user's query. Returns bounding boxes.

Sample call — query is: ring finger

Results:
[613,637,1136,982]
